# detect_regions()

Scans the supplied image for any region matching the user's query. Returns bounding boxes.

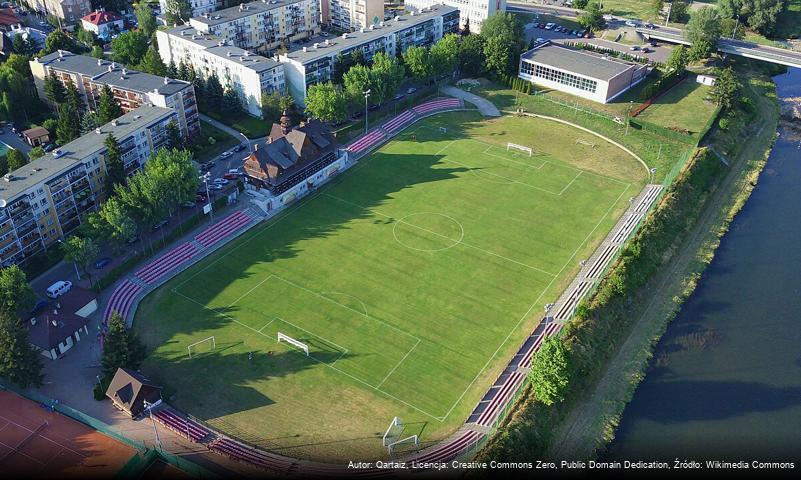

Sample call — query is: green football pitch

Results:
[135,111,647,461]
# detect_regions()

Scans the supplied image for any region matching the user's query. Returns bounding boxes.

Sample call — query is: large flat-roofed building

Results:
[404,0,504,33]
[0,105,178,266]
[157,25,286,118]
[189,0,321,55]
[158,0,221,19]
[279,5,460,105]
[30,51,200,138]
[322,0,384,32]
[518,41,650,104]
[24,0,92,26]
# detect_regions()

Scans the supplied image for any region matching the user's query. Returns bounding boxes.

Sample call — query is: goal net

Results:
[438,126,448,134]
[382,416,404,447]
[507,142,533,157]
[278,332,309,356]
[187,336,216,358]
[388,435,419,455]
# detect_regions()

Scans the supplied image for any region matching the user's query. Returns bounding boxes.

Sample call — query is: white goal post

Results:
[507,142,533,157]
[187,336,216,358]
[277,332,309,356]
[387,435,419,455]
[438,126,448,134]
[382,416,403,447]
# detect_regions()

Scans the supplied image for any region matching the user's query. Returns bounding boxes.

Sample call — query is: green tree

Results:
[28,146,45,160]
[6,149,27,172]
[204,73,224,112]
[304,82,348,123]
[720,18,745,39]
[80,111,101,134]
[222,88,242,115]
[65,79,82,112]
[666,44,689,72]
[56,101,80,144]
[61,236,100,284]
[685,7,722,60]
[97,84,123,124]
[651,0,665,16]
[103,134,126,193]
[142,148,198,216]
[135,2,157,37]
[166,120,183,149]
[429,33,460,79]
[529,336,570,406]
[99,196,137,246]
[5,54,32,78]
[137,46,168,76]
[43,71,66,105]
[42,118,58,135]
[0,265,35,316]
[370,51,404,104]
[111,31,149,67]
[669,1,691,23]
[402,46,432,83]
[480,11,524,43]
[343,64,375,106]
[574,0,589,8]
[101,312,146,377]
[578,2,607,31]
[76,25,97,48]
[43,30,80,54]
[709,67,738,109]
[459,34,485,77]
[164,0,192,26]
[482,34,516,77]
[0,310,43,388]
[12,35,37,56]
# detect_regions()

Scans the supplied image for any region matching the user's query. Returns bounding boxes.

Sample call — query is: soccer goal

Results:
[187,336,216,358]
[507,142,533,157]
[382,416,404,447]
[388,435,419,455]
[438,126,448,134]
[277,332,309,356]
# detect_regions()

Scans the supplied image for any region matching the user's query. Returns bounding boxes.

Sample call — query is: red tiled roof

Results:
[81,10,122,25]
[0,8,21,27]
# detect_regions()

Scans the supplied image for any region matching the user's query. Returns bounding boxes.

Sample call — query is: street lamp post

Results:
[363,89,371,135]
[239,133,251,154]
[732,14,740,39]
[199,173,214,222]
[143,400,162,451]
[56,239,81,281]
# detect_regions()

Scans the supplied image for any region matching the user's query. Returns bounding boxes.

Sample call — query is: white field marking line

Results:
[376,337,421,390]
[273,316,350,364]
[439,182,633,421]
[270,274,421,343]
[468,137,630,186]
[320,291,368,317]
[257,321,274,333]
[226,274,274,308]
[324,193,558,278]
[558,171,583,195]
[0,414,87,458]
[172,289,443,420]
[443,155,564,195]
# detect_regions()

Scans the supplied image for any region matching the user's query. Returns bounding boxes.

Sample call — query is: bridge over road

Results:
[636,26,801,68]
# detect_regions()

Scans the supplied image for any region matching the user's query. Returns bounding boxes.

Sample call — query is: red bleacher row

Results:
[382,109,415,134]
[208,437,297,474]
[135,242,197,285]
[413,98,461,115]
[195,211,252,248]
[475,371,526,427]
[347,129,386,154]
[152,407,210,443]
[408,430,484,465]
[102,280,141,323]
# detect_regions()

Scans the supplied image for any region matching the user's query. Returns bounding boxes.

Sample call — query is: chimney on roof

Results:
[58,50,63,58]
[111,120,118,126]
[163,76,169,84]
[254,143,259,151]
[280,110,291,135]
[95,128,101,134]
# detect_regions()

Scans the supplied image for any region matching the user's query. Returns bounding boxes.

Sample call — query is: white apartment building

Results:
[404,0,505,33]
[24,0,91,25]
[30,51,200,138]
[0,106,178,266]
[189,0,321,55]
[322,0,384,32]
[157,25,286,118]
[159,0,221,20]
[279,5,460,105]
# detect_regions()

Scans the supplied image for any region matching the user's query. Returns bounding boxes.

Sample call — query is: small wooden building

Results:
[22,126,50,147]
[105,368,162,419]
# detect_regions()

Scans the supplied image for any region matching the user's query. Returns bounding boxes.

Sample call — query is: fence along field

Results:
[134,111,647,461]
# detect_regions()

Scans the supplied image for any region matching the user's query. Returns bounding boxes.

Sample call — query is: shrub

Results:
[718,117,729,130]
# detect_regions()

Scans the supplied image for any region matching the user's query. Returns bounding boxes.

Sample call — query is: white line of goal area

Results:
[171,276,438,420]
[323,193,559,278]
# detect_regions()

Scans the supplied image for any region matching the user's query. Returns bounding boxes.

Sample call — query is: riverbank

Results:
[546,65,780,460]
[473,63,780,462]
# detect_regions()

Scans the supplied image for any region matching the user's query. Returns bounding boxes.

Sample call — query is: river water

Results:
[604,68,801,463]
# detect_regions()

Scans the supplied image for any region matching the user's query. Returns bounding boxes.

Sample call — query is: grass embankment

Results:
[191,121,239,163]
[474,63,779,461]
[636,78,717,136]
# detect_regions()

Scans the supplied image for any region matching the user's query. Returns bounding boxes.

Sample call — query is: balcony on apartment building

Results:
[8,199,31,217]
[51,188,74,206]
[10,209,34,227]
[0,232,18,252]
[21,239,44,256]
[0,244,21,263]
[15,218,38,239]
[60,217,81,236]
[19,229,43,250]
[47,177,70,194]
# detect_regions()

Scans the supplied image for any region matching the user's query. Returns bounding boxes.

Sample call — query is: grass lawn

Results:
[134,111,646,462]
[597,0,662,21]
[191,121,239,163]
[204,111,270,139]
[775,0,801,39]
[636,77,718,136]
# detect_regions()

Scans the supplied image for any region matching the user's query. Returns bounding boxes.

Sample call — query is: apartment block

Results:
[159,0,221,20]
[404,0,505,33]
[157,25,286,118]
[189,0,321,55]
[279,5,460,105]
[323,0,384,32]
[23,0,91,26]
[30,51,200,138]
[0,106,178,267]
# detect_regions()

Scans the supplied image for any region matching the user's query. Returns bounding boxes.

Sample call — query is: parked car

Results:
[234,144,246,152]
[213,178,229,185]
[393,93,405,101]
[43,143,56,152]
[544,22,555,30]
[535,37,545,44]
[228,168,241,175]
[94,257,112,269]
[46,281,72,299]
[209,183,223,190]
[125,236,140,245]
[625,20,638,27]
[641,47,651,53]
[223,172,238,180]
[406,87,417,94]
[649,40,658,47]
[368,104,379,111]
[577,30,586,37]
[151,219,168,231]
[180,201,196,208]
[220,151,233,159]
[29,300,50,316]
[630,45,640,51]
[351,111,363,119]
[196,194,207,202]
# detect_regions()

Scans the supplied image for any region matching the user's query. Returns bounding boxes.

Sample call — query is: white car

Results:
[545,22,555,30]
[220,151,233,158]
[625,20,638,27]
[209,183,223,190]
[213,178,229,185]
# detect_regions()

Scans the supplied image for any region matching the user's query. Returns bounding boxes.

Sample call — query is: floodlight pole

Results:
[363,89,371,134]
[143,400,162,451]
[56,239,81,281]
[200,173,214,222]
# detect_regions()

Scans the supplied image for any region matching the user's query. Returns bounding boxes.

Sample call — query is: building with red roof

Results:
[80,8,123,38]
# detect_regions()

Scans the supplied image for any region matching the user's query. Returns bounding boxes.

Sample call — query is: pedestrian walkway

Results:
[441,85,502,117]
[199,113,249,146]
